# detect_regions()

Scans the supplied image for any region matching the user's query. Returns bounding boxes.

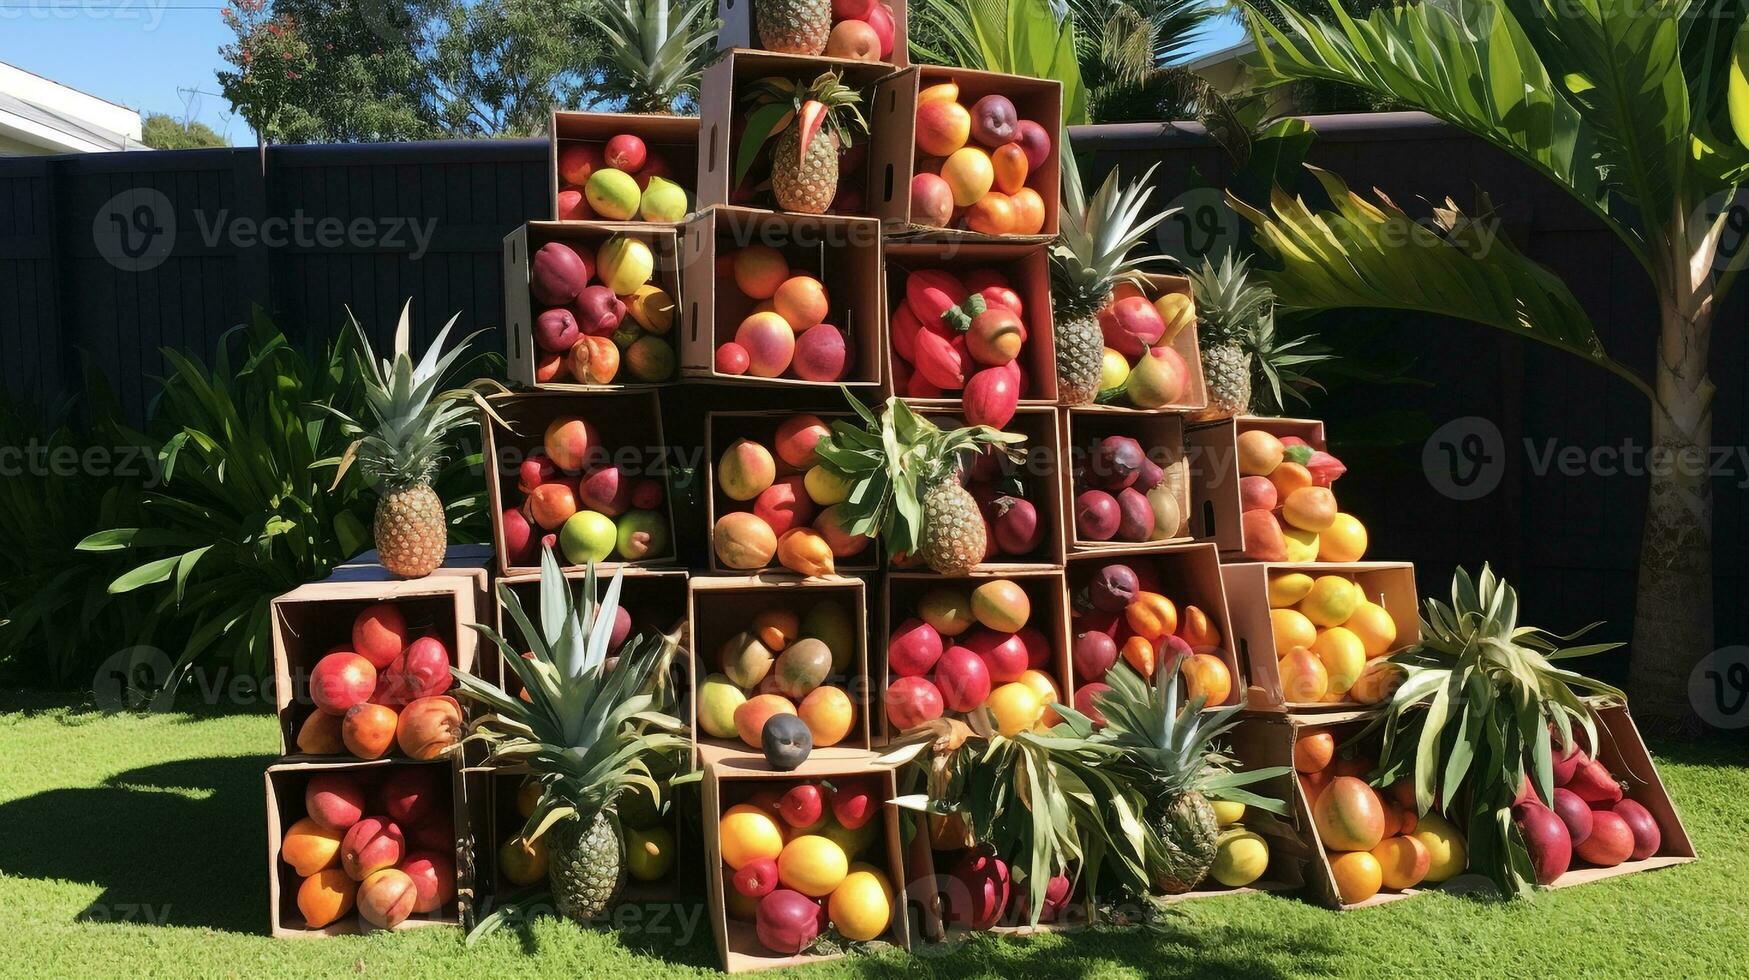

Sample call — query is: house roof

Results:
[0,61,144,153]
[1186,37,1258,73]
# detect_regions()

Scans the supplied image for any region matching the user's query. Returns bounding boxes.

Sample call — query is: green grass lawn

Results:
[2,690,1746,978]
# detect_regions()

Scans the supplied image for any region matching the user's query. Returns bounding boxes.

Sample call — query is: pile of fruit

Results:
[1235,428,1366,563]
[718,780,894,952]
[875,439,1047,569]
[752,0,897,61]
[557,134,688,222]
[1268,571,1400,705]
[278,767,456,930]
[885,579,1062,736]
[499,415,671,567]
[697,599,861,755]
[297,603,463,761]
[496,779,675,892]
[1296,729,1468,904]
[1071,433,1187,544]
[1512,736,1666,884]
[713,245,852,382]
[909,82,1050,235]
[889,267,1030,427]
[1069,560,1232,716]
[712,415,872,574]
[1093,285,1197,409]
[937,847,1075,929]
[527,236,677,385]
[1204,803,1275,890]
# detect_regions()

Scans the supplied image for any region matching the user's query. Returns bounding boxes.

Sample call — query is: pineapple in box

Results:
[453,549,688,923]
[815,395,1024,575]
[755,0,830,54]
[1094,662,1290,893]
[738,71,868,215]
[1050,143,1173,405]
[325,302,494,578]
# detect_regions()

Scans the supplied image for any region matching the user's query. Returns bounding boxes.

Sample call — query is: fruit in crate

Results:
[1068,559,1234,711]
[705,599,860,748]
[557,133,691,222]
[738,71,869,215]
[303,606,459,760]
[1072,434,1187,542]
[884,578,1059,734]
[713,249,854,381]
[526,235,676,384]
[1238,428,1362,561]
[1267,571,1397,704]
[910,83,1050,235]
[499,416,669,567]
[752,0,896,59]
[712,416,874,571]
[889,267,1032,422]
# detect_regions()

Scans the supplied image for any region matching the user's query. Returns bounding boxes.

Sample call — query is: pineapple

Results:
[325,302,488,579]
[741,72,867,215]
[754,0,830,54]
[1187,253,1267,420]
[1050,139,1174,405]
[452,549,689,925]
[815,395,1024,575]
[1094,661,1291,894]
[587,0,719,114]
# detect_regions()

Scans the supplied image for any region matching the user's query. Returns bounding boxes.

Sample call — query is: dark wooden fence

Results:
[1,114,1742,674]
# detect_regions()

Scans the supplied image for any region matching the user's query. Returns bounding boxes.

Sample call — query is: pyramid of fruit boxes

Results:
[264,9,1694,958]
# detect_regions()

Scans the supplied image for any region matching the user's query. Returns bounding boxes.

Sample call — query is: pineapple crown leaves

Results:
[1051,134,1177,316]
[451,547,688,840]
[319,300,510,493]
[585,0,719,113]
[1094,661,1291,815]
[879,706,1156,926]
[734,71,868,188]
[814,390,1025,560]
[1189,250,1336,413]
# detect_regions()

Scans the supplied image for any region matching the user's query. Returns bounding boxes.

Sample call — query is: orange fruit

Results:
[1294,730,1334,773]
[1330,850,1383,904]
[1319,512,1369,562]
[1010,188,1047,234]
[1180,653,1232,705]
[966,192,1017,235]
[1267,460,1313,498]
[1271,609,1317,655]
[1344,601,1398,658]
[1372,835,1431,890]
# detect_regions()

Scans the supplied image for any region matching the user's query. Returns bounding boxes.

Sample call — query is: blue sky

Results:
[0,8,1244,146]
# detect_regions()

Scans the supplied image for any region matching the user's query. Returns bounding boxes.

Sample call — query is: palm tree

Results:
[1227,0,1737,733]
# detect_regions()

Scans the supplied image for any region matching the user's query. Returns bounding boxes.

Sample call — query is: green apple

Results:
[584,168,640,220]
[615,509,670,560]
[697,672,747,738]
[637,175,688,222]
[559,510,616,564]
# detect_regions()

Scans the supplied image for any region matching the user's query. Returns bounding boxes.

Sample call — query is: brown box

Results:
[883,240,1057,404]
[911,404,1065,570]
[495,566,691,706]
[869,66,1061,240]
[877,568,1072,744]
[704,411,878,572]
[1220,561,1419,711]
[480,390,678,577]
[265,757,474,937]
[1195,415,1332,557]
[1060,409,1195,553]
[714,0,910,67]
[548,111,700,222]
[679,205,884,387]
[1070,272,1207,414]
[270,570,481,759]
[1064,543,1244,710]
[703,754,911,971]
[502,221,683,391]
[688,574,874,758]
[697,52,897,217]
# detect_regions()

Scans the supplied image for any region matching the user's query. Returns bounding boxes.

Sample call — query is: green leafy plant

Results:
[1368,565,1623,896]
[1230,0,1743,730]
[587,0,718,114]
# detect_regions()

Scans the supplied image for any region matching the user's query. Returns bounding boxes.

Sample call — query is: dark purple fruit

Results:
[761,714,812,771]
[1089,563,1139,611]
[1090,436,1146,491]
[1116,487,1155,541]
[1075,490,1120,540]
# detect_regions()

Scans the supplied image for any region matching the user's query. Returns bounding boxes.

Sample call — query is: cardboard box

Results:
[1071,272,1207,414]
[702,754,910,971]
[688,574,874,757]
[548,111,701,222]
[883,240,1057,404]
[679,206,885,387]
[265,757,474,937]
[869,66,1061,239]
[1220,561,1419,711]
[1060,409,1196,553]
[270,570,481,759]
[1194,415,1334,558]
[704,411,878,572]
[697,52,897,217]
[877,569,1071,744]
[1064,543,1244,709]
[911,405,1065,570]
[480,390,678,577]
[502,222,683,391]
[495,567,691,708]
[714,0,910,67]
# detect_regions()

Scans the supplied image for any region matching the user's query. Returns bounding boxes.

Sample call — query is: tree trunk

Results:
[1627,301,1714,736]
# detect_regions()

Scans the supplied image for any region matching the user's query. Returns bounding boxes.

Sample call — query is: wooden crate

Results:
[265,757,474,937]
[704,411,878,573]
[702,754,910,971]
[1194,415,1336,558]
[548,111,700,223]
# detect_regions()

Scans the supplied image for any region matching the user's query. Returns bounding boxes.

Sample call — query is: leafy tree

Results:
[141,112,229,149]
[1231,0,1739,732]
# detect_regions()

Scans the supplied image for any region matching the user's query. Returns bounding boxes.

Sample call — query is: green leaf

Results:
[734,103,793,189]
[107,555,183,594]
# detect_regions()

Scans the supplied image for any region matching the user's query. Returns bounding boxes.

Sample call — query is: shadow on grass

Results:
[0,754,271,932]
